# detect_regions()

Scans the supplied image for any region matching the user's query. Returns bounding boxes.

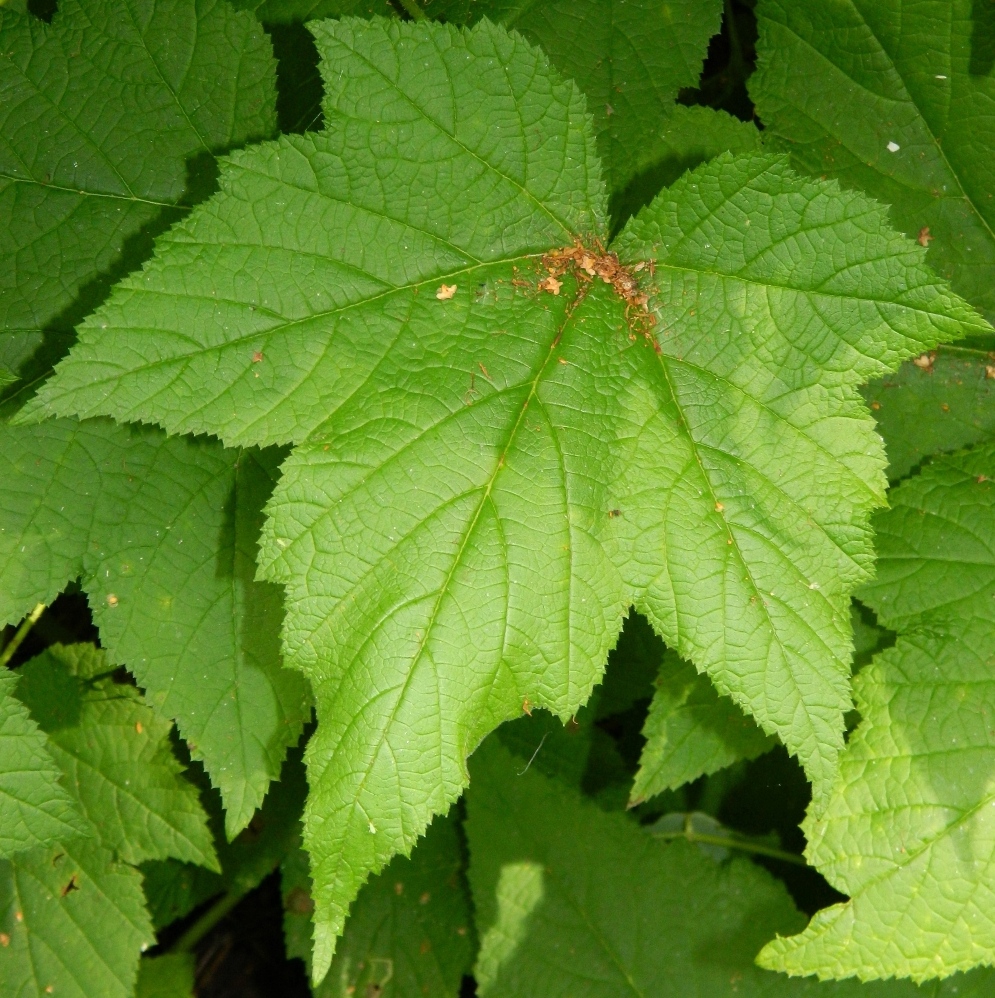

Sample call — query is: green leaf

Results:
[631,650,773,804]
[0,839,154,998]
[30,16,605,444]
[467,737,984,997]
[611,103,763,227]
[0,669,87,858]
[0,0,276,341]
[750,0,995,322]
[424,0,724,202]
[16,644,217,869]
[613,152,988,797]
[232,0,392,22]
[282,813,474,998]
[0,418,309,836]
[136,954,195,998]
[759,445,995,982]
[26,18,988,974]
[863,347,995,480]
[143,739,307,930]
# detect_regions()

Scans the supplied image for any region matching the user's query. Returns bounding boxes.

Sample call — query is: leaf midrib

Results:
[306,289,583,880]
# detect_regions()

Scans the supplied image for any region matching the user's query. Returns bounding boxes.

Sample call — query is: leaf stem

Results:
[173,890,245,953]
[651,822,808,867]
[0,602,46,669]
[393,0,427,20]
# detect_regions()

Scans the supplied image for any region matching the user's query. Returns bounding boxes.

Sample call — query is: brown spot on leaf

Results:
[106,593,118,608]
[60,873,80,897]
[252,351,264,363]
[912,351,936,373]
[917,226,933,247]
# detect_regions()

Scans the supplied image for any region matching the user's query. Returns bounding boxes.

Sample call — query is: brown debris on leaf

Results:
[540,239,657,340]
[912,351,936,373]
[436,284,457,300]
[917,226,933,247]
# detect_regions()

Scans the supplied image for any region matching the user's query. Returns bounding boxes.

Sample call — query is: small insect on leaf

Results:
[436,284,457,300]
[918,226,933,247]
[60,873,80,897]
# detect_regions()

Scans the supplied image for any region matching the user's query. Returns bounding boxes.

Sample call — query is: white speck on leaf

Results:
[887,141,900,153]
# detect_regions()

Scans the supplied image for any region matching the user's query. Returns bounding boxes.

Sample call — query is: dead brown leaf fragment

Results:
[540,240,656,339]
[436,284,457,300]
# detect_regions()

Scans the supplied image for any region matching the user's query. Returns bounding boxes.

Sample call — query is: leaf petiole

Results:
[0,602,45,669]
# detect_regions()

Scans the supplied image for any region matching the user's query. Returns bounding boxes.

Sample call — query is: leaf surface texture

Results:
[760,445,995,981]
[0,419,309,835]
[0,670,87,858]
[24,19,989,973]
[751,0,995,322]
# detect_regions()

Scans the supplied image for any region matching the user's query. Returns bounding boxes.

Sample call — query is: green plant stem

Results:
[0,602,45,669]
[174,890,246,953]
[652,826,808,867]
[394,0,427,20]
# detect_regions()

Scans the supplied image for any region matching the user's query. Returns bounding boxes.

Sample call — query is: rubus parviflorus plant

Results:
[3,0,995,994]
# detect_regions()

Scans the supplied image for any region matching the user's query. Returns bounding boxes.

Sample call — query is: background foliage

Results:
[2,0,995,995]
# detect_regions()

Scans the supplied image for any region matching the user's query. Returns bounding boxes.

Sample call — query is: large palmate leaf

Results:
[0,418,309,836]
[0,669,86,858]
[15,644,217,868]
[282,814,474,998]
[423,0,723,200]
[466,738,992,997]
[863,347,995,480]
[0,839,154,998]
[27,18,988,976]
[0,0,276,347]
[760,445,995,982]
[750,0,995,323]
